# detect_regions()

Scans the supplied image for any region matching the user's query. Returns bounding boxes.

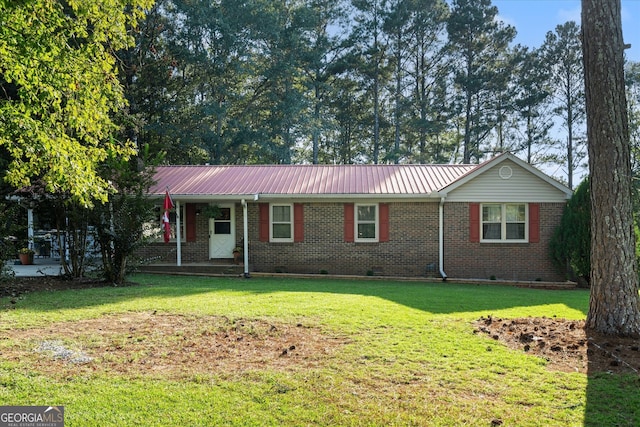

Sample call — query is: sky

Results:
[493,0,640,62]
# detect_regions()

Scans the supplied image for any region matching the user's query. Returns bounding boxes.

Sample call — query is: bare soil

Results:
[0,278,348,379]
[474,315,640,376]
[1,312,348,379]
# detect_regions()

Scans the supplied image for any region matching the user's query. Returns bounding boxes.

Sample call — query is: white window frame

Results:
[145,204,186,243]
[355,203,379,242]
[270,203,294,242]
[480,203,528,243]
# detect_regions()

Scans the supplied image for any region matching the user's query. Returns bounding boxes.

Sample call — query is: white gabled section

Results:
[438,153,572,202]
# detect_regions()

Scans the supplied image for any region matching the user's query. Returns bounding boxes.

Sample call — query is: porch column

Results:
[242,199,249,277]
[176,200,182,266]
[27,208,34,250]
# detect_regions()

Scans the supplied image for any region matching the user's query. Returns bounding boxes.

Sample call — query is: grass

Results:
[0,274,637,426]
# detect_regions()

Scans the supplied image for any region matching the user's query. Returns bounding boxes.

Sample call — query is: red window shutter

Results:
[379,203,389,242]
[294,203,304,242]
[259,203,269,242]
[529,203,540,243]
[186,203,197,242]
[344,203,354,242]
[469,203,480,243]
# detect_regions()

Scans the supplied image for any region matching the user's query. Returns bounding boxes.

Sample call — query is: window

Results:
[356,204,378,242]
[271,204,293,241]
[481,203,527,242]
[213,208,231,235]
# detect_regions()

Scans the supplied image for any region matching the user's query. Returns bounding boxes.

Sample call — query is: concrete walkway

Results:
[8,258,63,277]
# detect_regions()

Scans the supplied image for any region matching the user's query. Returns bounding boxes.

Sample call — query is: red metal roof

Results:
[149,164,478,198]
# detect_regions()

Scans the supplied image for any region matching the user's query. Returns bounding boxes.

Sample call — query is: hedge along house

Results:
[142,153,572,281]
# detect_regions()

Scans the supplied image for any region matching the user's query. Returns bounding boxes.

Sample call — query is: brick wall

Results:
[443,202,565,281]
[140,200,566,281]
[247,202,440,276]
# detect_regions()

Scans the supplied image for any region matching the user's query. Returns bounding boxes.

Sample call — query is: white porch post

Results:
[27,208,34,250]
[176,200,182,266]
[242,199,249,277]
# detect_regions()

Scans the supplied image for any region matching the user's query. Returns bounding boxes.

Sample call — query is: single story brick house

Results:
[142,153,572,281]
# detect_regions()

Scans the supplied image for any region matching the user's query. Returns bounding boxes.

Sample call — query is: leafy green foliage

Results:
[550,178,590,284]
[0,201,19,283]
[446,0,516,164]
[0,0,152,206]
[541,21,586,189]
[89,146,161,284]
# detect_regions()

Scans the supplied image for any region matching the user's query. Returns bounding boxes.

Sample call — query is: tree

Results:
[549,178,590,285]
[120,0,259,165]
[382,0,452,164]
[446,0,516,164]
[0,0,151,206]
[542,22,585,189]
[299,0,350,164]
[403,0,452,163]
[582,0,640,336]
[512,46,554,165]
[90,149,159,284]
[627,62,640,207]
[351,0,392,164]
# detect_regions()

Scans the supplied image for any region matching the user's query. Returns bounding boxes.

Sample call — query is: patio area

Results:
[8,258,63,277]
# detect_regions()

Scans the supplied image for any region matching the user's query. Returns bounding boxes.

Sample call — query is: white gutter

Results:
[439,197,447,281]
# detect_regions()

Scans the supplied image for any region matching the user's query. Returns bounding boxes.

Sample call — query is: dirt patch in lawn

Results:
[474,316,640,376]
[1,312,348,379]
[1,277,347,379]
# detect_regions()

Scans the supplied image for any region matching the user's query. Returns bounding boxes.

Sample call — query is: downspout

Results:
[241,198,250,278]
[439,197,447,281]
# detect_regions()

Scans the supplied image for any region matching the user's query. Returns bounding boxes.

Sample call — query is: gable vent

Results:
[499,166,513,179]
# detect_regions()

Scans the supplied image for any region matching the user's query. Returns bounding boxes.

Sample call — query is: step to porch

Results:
[136,261,246,276]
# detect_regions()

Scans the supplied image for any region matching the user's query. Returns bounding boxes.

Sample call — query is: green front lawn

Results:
[0,275,635,426]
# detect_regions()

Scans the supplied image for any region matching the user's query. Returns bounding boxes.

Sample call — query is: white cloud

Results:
[495,13,516,29]
[557,7,581,25]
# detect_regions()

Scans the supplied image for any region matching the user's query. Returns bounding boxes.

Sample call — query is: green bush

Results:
[549,178,590,285]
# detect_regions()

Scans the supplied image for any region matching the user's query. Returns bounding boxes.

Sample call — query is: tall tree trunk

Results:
[463,91,472,164]
[566,88,574,190]
[582,0,640,336]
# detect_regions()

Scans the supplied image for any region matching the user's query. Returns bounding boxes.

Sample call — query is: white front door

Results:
[209,204,236,259]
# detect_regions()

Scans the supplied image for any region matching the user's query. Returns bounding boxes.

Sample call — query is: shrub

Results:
[549,178,590,285]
